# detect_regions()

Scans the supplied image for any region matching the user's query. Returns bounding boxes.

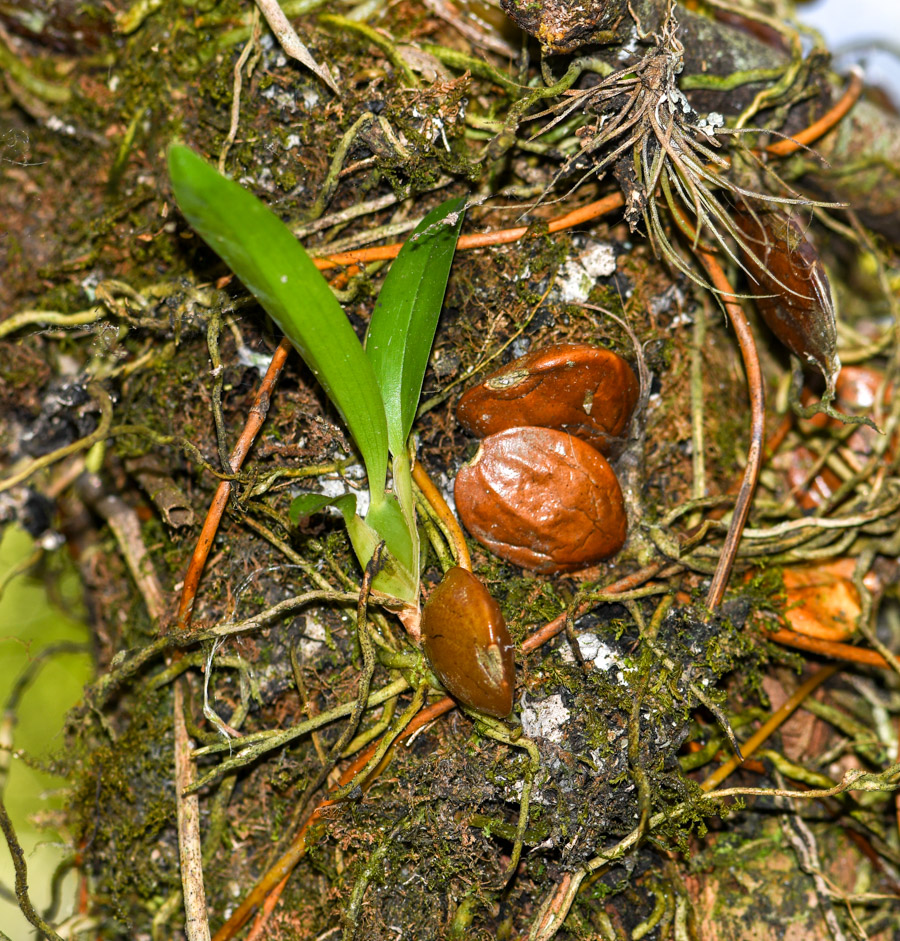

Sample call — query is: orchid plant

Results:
[168,144,464,615]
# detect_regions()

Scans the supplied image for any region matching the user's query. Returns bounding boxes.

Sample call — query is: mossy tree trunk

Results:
[2,1,900,939]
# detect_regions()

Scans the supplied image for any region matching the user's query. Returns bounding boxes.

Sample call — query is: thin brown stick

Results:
[697,250,766,610]
[174,338,292,632]
[522,563,676,652]
[244,873,289,940]
[313,192,627,271]
[700,665,838,791]
[657,167,764,613]
[174,680,212,941]
[770,627,890,668]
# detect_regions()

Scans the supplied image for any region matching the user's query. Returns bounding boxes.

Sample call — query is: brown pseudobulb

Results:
[734,205,839,392]
[454,426,627,573]
[456,342,638,455]
[421,567,515,717]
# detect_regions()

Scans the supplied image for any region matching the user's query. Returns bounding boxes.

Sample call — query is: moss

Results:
[3,0,893,935]
[68,695,176,929]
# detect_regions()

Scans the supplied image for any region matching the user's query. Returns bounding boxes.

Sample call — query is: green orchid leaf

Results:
[370,561,419,603]
[365,196,465,456]
[288,489,417,600]
[366,491,414,574]
[342,512,380,573]
[289,492,357,527]
[344,509,417,599]
[167,144,389,501]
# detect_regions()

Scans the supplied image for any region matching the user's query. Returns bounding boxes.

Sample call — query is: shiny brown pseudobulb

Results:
[454,426,627,573]
[456,343,639,455]
[734,205,839,391]
[421,566,515,718]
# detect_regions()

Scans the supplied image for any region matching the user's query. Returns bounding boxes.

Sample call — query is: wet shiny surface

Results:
[734,207,838,387]
[454,426,627,573]
[456,343,638,455]
[421,566,515,717]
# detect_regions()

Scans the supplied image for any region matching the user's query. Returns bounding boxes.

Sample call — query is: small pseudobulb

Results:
[421,566,515,717]
[456,342,638,455]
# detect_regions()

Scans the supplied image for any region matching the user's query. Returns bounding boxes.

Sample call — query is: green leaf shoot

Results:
[288,491,417,600]
[169,145,465,605]
[289,492,357,527]
[167,144,389,504]
[365,197,466,458]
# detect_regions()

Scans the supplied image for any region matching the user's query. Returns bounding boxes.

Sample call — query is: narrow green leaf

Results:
[366,492,414,574]
[341,503,418,599]
[289,489,412,572]
[352,505,418,600]
[365,197,466,456]
[289,492,357,527]
[369,559,419,602]
[289,490,417,600]
[167,144,389,500]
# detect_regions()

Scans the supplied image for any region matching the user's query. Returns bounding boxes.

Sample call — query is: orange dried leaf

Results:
[778,561,869,641]
[778,443,842,512]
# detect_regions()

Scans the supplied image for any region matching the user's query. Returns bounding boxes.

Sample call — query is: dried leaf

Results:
[778,443,841,512]
[734,205,839,392]
[255,0,339,94]
[780,561,863,642]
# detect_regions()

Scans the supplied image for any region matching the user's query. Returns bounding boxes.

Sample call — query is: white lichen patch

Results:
[696,112,724,136]
[317,463,370,516]
[557,241,617,303]
[558,632,627,685]
[438,471,457,519]
[297,613,327,661]
[510,337,532,357]
[520,694,570,744]
[237,346,275,376]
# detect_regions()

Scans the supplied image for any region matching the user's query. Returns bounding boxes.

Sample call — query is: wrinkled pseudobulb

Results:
[500,0,629,52]
[456,342,638,455]
[734,205,839,392]
[454,426,627,573]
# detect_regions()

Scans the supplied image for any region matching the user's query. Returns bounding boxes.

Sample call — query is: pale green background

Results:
[0,524,93,939]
